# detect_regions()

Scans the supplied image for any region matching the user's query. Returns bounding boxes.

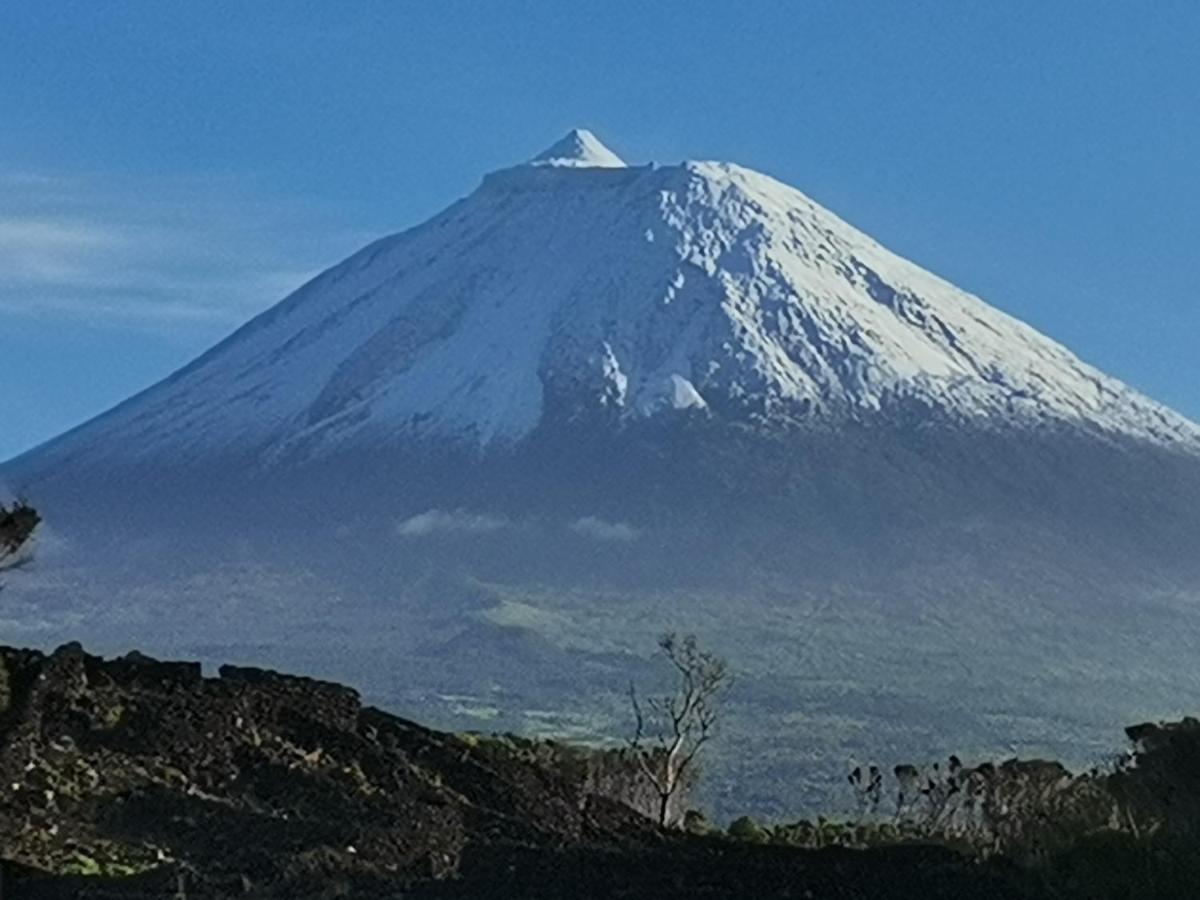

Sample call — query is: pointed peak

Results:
[528,129,626,169]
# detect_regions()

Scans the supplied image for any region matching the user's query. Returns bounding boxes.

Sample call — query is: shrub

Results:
[727,815,768,843]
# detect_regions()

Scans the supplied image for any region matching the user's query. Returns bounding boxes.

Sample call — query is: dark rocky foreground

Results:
[0,642,1148,898]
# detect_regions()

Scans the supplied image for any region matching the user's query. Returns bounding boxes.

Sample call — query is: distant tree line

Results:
[714,717,1200,897]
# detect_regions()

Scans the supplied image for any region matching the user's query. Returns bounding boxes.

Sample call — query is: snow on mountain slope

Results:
[8,130,1199,477]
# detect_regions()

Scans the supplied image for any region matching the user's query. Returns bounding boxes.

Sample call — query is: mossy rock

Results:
[63,852,102,877]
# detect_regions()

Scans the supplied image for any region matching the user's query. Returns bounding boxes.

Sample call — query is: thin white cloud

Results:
[0,165,374,332]
[569,516,640,542]
[0,171,71,189]
[396,509,509,537]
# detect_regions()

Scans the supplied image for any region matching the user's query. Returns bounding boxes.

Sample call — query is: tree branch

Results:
[626,633,728,827]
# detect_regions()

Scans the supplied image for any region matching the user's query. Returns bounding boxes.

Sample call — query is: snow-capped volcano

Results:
[5,130,1200,821]
[10,129,1198,477]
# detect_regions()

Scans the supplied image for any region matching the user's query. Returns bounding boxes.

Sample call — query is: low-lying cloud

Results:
[569,516,640,542]
[393,510,641,541]
[396,509,509,537]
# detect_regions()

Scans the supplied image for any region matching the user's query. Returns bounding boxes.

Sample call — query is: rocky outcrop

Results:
[0,643,654,897]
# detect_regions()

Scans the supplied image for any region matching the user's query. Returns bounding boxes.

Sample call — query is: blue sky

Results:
[2,1,1198,460]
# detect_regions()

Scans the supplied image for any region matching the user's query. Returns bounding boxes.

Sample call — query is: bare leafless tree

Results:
[628,633,728,827]
[0,500,40,588]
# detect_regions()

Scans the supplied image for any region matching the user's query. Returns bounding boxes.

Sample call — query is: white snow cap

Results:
[528,128,626,169]
[8,127,1199,469]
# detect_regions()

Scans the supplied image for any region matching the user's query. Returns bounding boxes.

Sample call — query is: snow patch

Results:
[636,374,708,415]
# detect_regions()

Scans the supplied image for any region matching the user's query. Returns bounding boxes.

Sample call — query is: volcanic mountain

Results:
[4,130,1200,815]
[10,130,1198,467]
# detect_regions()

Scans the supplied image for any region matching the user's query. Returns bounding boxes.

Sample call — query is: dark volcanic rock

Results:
[0,643,1053,899]
[0,642,653,897]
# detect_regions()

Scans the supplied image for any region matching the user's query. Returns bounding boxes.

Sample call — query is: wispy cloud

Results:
[569,516,640,542]
[0,166,374,333]
[396,509,509,537]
